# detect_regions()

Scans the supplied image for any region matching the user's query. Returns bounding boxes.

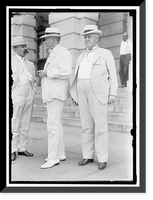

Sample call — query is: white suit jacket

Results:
[70,47,118,104]
[41,44,72,103]
[11,55,37,101]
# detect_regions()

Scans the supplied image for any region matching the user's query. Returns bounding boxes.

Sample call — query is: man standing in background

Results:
[119,32,132,88]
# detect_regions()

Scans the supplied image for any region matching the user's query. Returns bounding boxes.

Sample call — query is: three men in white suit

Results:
[11,36,37,161]
[38,28,72,169]
[70,25,118,170]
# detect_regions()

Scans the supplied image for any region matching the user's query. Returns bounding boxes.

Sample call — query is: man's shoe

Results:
[11,152,17,161]
[45,155,66,162]
[18,150,33,157]
[41,159,60,169]
[98,162,107,170]
[59,155,66,161]
[122,83,127,88]
[119,84,127,88]
[78,159,94,166]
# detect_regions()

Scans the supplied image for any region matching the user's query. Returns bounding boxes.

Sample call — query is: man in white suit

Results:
[70,25,118,170]
[11,36,37,161]
[38,28,72,169]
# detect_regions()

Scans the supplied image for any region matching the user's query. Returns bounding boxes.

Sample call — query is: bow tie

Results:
[86,46,97,53]
[86,49,94,53]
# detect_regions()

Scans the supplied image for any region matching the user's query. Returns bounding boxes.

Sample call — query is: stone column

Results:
[48,12,98,70]
[98,12,128,85]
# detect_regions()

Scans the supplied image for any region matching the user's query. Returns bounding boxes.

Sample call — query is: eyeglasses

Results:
[20,44,27,48]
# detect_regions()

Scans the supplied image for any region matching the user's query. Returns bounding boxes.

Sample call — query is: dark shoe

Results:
[78,159,94,166]
[18,150,33,157]
[122,83,127,88]
[119,85,125,88]
[11,152,17,161]
[98,162,107,170]
[60,158,66,162]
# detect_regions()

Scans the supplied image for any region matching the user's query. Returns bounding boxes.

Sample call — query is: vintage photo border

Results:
[2,3,146,193]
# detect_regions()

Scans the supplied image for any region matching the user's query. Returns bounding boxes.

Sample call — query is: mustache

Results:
[23,49,29,55]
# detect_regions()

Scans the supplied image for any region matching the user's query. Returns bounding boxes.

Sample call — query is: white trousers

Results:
[46,99,65,160]
[77,79,108,162]
[11,84,34,153]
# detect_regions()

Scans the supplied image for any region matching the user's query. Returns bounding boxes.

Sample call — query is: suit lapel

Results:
[73,48,101,81]
[92,47,102,65]
[75,51,86,75]
[14,55,21,67]
[24,59,31,73]
[76,47,102,69]
[44,52,56,70]
[44,45,60,70]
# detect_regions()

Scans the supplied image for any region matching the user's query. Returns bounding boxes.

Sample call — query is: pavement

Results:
[11,122,133,182]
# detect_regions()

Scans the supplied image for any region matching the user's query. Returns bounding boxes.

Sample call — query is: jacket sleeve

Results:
[11,60,19,90]
[105,50,118,97]
[31,62,37,81]
[11,60,18,82]
[47,49,72,80]
[29,62,37,92]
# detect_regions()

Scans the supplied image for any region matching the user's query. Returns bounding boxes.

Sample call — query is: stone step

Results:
[35,87,132,103]
[67,104,132,114]
[36,86,129,92]
[62,103,132,113]
[35,87,132,99]
[32,87,132,133]
[32,108,132,123]
[34,95,132,106]
[33,104,132,115]
[33,103,132,114]
[31,115,132,133]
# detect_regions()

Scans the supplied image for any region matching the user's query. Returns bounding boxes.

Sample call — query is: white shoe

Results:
[45,155,66,162]
[41,159,59,169]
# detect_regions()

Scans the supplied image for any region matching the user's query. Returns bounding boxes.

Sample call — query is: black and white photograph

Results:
[2,4,146,193]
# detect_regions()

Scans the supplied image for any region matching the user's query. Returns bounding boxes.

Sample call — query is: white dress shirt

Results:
[120,39,132,55]
[15,54,32,85]
[78,45,97,79]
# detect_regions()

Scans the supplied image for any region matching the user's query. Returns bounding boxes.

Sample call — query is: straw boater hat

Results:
[81,25,102,36]
[12,36,29,47]
[40,27,61,39]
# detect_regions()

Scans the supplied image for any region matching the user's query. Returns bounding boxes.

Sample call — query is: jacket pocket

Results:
[92,62,108,77]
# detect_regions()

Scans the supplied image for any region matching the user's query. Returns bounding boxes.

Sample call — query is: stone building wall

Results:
[11,12,132,86]
[98,12,128,84]
[48,12,98,69]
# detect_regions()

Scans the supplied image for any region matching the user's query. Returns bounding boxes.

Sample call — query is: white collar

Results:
[53,44,60,51]
[51,44,60,53]
[48,44,60,57]
[123,39,129,43]
[86,45,98,51]
[86,45,98,53]
[16,53,25,61]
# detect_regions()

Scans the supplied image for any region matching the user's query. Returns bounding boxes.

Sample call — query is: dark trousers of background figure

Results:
[119,53,131,86]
